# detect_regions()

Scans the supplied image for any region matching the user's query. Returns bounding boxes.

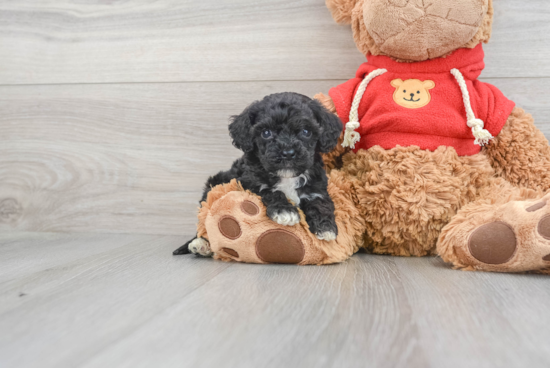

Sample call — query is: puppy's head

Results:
[229,92,342,176]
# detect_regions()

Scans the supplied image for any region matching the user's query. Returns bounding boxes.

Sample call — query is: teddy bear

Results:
[190,0,550,273]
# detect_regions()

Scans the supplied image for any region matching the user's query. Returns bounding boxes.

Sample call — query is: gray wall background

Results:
[1,0,549,235]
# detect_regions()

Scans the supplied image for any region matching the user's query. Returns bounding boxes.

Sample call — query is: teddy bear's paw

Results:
[460,194,550,272]
[268,207,300,227]
[204,191,330,264]
[214,201,306,264]
[188,237,212,257]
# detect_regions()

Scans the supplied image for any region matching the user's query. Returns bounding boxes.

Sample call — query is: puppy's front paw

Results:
[307,217,338,242]
[268,207,300,226]
[188,237,213,257]
[316,231,337,241]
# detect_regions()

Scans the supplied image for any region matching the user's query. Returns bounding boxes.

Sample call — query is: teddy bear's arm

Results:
[484,107,550,192]
[314,93,349,172]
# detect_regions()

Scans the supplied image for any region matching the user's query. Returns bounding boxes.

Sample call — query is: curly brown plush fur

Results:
[485,107,550,191]
[341,145,495,256]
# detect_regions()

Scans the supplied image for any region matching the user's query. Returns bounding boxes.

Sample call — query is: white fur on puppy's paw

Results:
[188,238,212,257]
[316,231,337,241]
[271,210,300,226]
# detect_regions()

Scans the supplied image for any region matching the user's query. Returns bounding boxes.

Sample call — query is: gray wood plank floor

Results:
[1,232,549,368]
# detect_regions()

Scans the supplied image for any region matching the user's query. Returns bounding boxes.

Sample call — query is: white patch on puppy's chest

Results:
[274,173,307,205]
[274,177,301,205]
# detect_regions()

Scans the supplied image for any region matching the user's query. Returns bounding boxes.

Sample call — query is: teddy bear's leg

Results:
[484,107,550,192]
[198,171,365,265]
[437,179,550,273]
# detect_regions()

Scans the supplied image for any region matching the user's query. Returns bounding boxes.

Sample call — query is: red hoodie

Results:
[329,44,515,156]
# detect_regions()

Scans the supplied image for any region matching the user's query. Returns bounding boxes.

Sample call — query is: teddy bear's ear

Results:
[391,79,404,88]
[228,104,258,153]
[326,0,361,25]
[423,80,436,90]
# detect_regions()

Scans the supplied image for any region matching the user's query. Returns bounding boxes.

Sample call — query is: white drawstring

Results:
[451,68,494,146]
[342,68,387,148]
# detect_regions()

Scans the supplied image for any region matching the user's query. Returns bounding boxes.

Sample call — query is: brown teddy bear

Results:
[192,0,550,273]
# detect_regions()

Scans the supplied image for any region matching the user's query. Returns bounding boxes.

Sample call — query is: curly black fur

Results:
[174,92,342,255]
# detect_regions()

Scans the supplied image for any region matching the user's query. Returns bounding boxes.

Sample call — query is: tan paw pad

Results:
[527,201,547,213]
[221,247,239,258]
[218,216,241,240]
[538,215,550,240]
[241,200,259,216]
[468,222,517,265]
[256,229,305,264]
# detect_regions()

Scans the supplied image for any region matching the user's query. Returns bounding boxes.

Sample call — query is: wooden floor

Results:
[1,232,549,368]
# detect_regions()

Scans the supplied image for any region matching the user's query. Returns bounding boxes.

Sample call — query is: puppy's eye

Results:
[403,90,407,93]
[417,91,420,94]
[302,129,312,138]
[261,130,272,139]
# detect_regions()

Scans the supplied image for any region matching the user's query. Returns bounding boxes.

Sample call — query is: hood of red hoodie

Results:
[358,44,485,81]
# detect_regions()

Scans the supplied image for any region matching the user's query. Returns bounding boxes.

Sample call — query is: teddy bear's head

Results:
[326,0,493,62]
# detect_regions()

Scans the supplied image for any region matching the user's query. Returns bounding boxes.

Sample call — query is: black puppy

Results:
[173,92,343,256]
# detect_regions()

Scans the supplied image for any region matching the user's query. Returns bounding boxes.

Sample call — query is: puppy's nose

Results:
[282,149,296,159]
[410,93,415,98]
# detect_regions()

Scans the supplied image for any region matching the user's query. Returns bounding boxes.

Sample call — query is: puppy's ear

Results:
[228,105,257,153]
[309,99,343,153]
